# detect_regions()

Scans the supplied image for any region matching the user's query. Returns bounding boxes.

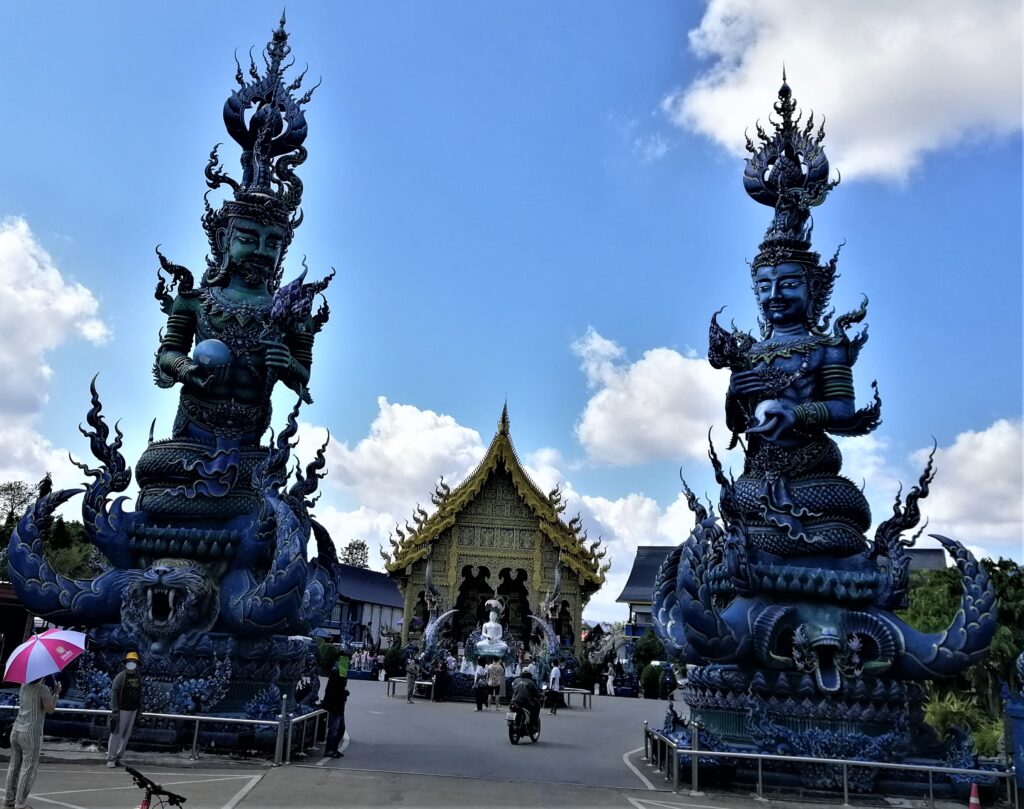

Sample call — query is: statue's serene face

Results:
[219,218,287,288]
[754,262,810,327]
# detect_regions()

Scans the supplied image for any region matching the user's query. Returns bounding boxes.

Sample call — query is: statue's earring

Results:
[215,229,232,269]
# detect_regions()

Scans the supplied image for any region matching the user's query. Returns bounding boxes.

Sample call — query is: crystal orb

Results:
[192,339,233,368]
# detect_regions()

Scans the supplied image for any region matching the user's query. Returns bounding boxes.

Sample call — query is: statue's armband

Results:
[154,297,199,387]
[287,331,314,374]
[816,364,855,401]
[794,358,856,428]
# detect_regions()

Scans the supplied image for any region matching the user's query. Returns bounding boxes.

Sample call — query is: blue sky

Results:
[0,1,1020,621]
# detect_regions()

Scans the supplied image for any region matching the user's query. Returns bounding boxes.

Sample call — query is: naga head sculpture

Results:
[122,558,220,653]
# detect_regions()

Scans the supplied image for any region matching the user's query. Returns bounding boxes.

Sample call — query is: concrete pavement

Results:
[306,678,661,789]
[3,680,965,807]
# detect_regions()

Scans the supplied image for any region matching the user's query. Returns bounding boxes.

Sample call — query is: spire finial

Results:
[499,398,510,434]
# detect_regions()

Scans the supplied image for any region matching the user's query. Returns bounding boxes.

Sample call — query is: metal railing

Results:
[642,721,1020,808]
[283,707,328,764]
[0,701,327,766]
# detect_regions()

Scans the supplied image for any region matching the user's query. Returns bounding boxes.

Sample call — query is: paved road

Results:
[9,765,844,809]
[3,765,263,809]
[5,681,953,807]
[306,679,662,789]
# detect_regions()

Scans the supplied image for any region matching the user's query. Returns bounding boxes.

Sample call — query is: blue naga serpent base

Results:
[8,387,337,720]
[652,76,1000,797]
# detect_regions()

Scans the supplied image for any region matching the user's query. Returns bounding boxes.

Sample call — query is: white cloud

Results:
[576,490,699,623]
[911,419,1023,560]
[0,217,109,417]
[0,217,110,492]
[298,398,487,566]
[572,327,728,464]
[0,426,72,490]
[312,504,398,570]
[313,397,485,520]
[663,0,1023,180]
[633,133,670,163]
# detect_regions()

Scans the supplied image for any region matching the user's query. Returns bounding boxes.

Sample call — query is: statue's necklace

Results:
[199,288,274,357]
[204,287,271,325]
[748,333,832,363]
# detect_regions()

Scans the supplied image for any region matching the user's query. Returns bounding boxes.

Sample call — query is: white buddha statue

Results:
[475,597,509,657]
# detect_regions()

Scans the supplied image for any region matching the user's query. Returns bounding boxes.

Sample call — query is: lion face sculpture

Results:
[122,558,220,645]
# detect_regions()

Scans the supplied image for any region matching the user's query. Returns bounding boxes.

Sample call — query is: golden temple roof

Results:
[382,404,609,589]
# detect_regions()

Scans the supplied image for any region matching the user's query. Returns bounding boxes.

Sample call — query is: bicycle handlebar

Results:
[124,766,188,805]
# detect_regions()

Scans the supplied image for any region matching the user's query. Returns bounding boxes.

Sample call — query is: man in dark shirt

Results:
[510,670,542,733]
[107,651,143,767]
[321,660,349,758]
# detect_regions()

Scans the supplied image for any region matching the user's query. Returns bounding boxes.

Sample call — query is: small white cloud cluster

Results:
[299,398,486,567]
[322,396,485,519]
[572,327,727,464]
[664,0,1022,180]
[633,133,670,163]
[0,217,109,485]
[914,419,1023,560]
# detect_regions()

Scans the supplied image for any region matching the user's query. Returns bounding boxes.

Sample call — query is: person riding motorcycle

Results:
[509,669,542,732]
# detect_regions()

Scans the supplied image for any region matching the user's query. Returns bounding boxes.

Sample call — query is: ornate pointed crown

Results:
[744,72,843,330]
[201,13,318,264]
[744,71,839,271]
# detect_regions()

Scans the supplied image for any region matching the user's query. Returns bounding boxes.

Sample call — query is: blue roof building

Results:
[318,563,404,650]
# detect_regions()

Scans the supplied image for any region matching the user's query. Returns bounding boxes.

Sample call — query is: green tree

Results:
[341,539,370,569]
[42,517,95,578]
[0,480,35,525]
[633,628,666,672]
[640,663,662,698]
[0,479,97,579]
[899,568,960,633]
[901,557,1024,755]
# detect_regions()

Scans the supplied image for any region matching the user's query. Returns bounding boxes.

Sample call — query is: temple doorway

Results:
[555,600,574,650]
[454,565,494,640]
[497,567,531,642]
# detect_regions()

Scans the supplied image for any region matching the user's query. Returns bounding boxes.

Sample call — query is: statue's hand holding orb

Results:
[747,398,797,442]
[187,338,233,389]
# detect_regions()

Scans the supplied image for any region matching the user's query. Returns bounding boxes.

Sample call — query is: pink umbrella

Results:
[4,628,87,684]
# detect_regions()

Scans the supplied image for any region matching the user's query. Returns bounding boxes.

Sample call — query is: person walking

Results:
[5,676,59,808]
[473,660,489,711]
[405,656,419,704]
[486,657,504,711]
[321,660,349,759]
[432,657,447,702]
[548,659,562,715]
[107,651,143,768]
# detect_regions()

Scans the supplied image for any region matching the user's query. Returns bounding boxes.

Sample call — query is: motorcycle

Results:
[506,701,540,744]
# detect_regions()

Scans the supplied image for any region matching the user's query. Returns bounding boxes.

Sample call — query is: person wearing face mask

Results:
[106,652,144,768]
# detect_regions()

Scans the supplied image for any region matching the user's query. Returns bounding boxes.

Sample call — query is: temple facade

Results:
[383,406,608,657]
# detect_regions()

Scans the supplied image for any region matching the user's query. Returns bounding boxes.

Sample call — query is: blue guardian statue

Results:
[653,75,997,792]
[6,16,342,715]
